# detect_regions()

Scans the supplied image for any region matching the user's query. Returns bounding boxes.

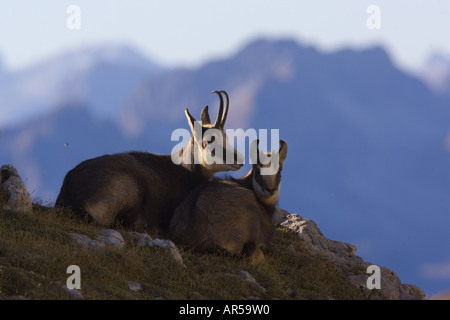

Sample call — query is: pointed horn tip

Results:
[185,108,193,117]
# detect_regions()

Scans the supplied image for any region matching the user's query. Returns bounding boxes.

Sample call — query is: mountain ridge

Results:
[0,43,163,128]
[0,38,449,295]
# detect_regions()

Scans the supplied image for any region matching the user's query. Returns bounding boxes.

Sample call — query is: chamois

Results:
[55,91,244,233]
[169,139,288,263]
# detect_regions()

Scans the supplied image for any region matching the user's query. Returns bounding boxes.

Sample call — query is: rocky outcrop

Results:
[0,164,33,214]
[274,208,425,300]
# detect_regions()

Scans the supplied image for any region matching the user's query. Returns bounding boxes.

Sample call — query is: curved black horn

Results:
[219,90,229,127]
[211,90,224,128]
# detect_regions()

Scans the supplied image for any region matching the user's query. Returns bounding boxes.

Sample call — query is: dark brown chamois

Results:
[169,139,287,263]
[55,91,244,234]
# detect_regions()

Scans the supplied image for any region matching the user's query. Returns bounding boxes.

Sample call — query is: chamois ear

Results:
[185,108,197,134]
[200,105,211,125]
[278,140,288,164]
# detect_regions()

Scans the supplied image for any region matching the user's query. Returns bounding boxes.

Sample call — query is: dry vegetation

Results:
[0,196,365,300]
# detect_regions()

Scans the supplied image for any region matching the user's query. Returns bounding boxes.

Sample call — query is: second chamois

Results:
[169,139,288,263]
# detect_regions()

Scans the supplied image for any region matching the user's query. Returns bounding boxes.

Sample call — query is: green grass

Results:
[0,201,365,300]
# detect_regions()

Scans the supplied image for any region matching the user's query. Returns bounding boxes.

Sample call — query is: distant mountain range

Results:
[0,38,449,295]
[0,44,163,128]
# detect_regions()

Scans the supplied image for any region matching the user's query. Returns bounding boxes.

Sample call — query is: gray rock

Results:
[129,231,153,246]
[70,233,97,248]
[348,263,425,300]
[70,229,124,250]
[280,214,357,265]
[70,229,182,265]
[129,232,184,265]
[402,284,426,299]
[69,233,105,249]
[1,164,33,214]
[94,229,125,249]
[150,238,184,265]
[62,285,84,299]
[127,281,143,292]
[238,270,266,293]
[272,207,290,225]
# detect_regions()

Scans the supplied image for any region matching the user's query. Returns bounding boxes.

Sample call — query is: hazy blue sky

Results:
[0,0,449,72]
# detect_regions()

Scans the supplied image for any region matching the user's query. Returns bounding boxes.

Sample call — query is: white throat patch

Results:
[252,176,280,207]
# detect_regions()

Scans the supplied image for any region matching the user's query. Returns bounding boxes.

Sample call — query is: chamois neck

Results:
[172,138,213,179]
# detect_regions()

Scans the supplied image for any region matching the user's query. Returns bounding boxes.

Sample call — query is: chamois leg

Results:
[243,242,265,264]
[84,177,143,227]
[84,200,118,226]
[220,242,244,257]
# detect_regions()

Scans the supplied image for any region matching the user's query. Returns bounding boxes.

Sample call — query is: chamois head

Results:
[250,139,288,207]
[183,90,244,176]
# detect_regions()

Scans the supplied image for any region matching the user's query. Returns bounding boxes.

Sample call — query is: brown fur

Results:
[169,140,287,263]
[55,91,243,234]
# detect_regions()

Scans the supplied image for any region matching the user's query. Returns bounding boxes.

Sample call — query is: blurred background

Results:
[0,0,449,297]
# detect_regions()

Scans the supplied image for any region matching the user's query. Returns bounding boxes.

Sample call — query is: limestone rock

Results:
[70,233,105,249]
[127,281,143,292]
[62,285,84,299]
[238,270,266,293]
[94,229,125,249]
[1,164,32,214]
[402,284,426,299]
[348,264,426,300]
[69,229,183,264]
[129,231,153,246]
[279,213,358,265]
[272,207,290,225]
[70,229,124,250]
[129,232,184,265]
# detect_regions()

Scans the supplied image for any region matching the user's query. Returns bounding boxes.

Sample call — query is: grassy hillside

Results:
[0,197,367,300]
